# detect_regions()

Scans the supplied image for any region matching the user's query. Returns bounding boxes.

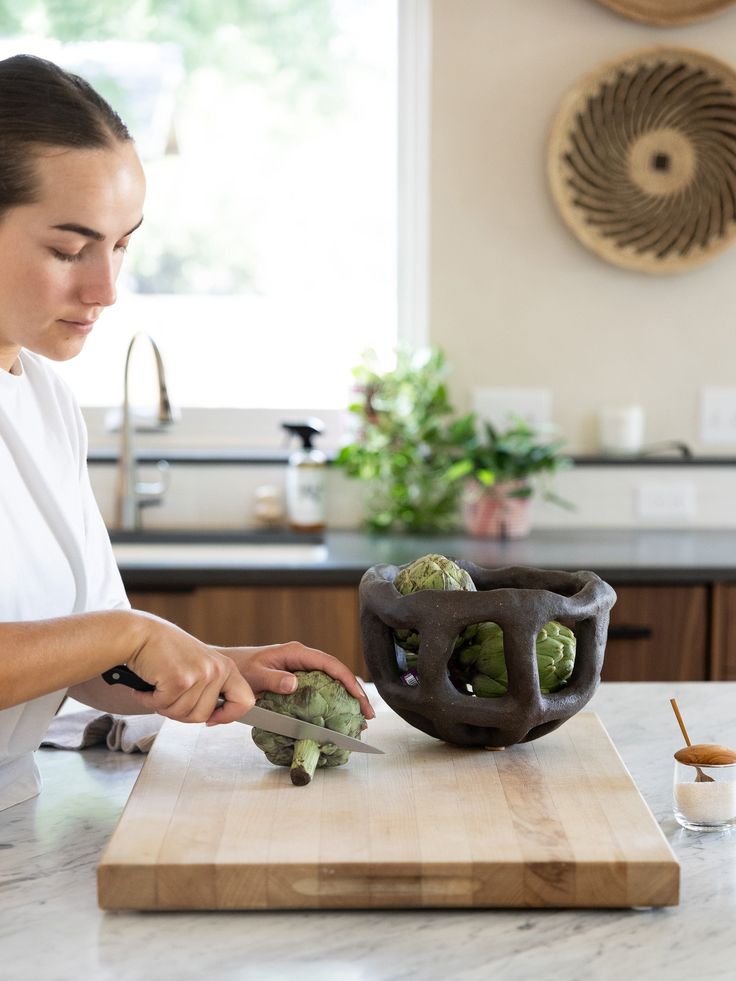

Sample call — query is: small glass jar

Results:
[673,758,736,831]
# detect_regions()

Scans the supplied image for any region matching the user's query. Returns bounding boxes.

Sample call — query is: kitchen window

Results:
[0,1,428,440]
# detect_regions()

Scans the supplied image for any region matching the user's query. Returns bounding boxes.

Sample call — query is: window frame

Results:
[80,0,431,453]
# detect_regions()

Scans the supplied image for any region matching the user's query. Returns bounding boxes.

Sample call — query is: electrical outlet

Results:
[699,387,736,444]
[636,482,697,520]
[472,387,552,431]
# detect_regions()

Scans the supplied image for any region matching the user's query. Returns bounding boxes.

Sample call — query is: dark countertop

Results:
[113,527,736,589]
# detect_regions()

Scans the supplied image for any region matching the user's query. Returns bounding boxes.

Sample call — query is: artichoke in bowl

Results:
[455,620,576,697]
[393,553,478,660]
[252,670,365,785]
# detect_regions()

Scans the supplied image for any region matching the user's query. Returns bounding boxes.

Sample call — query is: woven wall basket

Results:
[548,46,736,274]
[595,0,736,26]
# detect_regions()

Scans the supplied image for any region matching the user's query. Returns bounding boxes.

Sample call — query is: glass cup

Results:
[673,759,736,831]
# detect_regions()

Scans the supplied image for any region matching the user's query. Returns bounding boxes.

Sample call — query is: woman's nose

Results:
[78,257,118,308]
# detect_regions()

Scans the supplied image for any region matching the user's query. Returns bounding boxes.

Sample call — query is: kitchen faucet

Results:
[114,332,175,530]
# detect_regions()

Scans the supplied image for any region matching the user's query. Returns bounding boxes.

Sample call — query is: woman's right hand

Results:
[124,611,255,725]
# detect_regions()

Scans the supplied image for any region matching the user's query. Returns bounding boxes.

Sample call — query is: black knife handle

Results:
[102,665,227,709]
[102,664,155,692]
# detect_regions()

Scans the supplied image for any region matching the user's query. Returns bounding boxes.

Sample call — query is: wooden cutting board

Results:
[97,709,679,910]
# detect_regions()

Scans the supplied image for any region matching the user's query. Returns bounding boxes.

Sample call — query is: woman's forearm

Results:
[0,610,146,709]
[0,609,256,726]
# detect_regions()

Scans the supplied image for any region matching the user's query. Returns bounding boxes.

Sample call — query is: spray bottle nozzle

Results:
[282,418,325,450]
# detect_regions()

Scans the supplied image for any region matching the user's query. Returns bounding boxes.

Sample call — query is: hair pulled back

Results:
[0,54,132,216]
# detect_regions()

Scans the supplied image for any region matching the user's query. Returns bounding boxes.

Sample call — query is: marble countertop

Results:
[116,527,736,588]
[2,683,736,981]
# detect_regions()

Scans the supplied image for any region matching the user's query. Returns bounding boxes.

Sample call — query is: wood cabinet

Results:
[710,583,736,680]
[127,585,366,677]
[601,584,709,682]
[127,580,736,684]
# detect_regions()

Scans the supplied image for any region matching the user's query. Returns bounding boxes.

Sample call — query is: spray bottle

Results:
[282,419,326,532]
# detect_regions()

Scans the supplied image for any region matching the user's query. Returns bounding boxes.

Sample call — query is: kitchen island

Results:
[2,683,735,981]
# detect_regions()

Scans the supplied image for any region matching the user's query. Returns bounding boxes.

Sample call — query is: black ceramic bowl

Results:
[359,561,617,748]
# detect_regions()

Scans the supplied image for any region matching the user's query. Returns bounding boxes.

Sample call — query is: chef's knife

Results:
[102,664,384,755]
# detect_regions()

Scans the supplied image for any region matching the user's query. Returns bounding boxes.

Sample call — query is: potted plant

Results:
[446,417,573,539]
[335,347,463,533]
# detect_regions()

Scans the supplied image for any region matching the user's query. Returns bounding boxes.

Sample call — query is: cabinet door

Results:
[127,589,199,635]
[130,585,365,677]
[710,583,736,680]
[601,585,707,681]
[195,586,365,676]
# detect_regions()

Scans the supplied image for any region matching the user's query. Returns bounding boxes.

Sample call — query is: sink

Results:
[108,529,323,545]
[109,529,327,568]
[112,542,328,567]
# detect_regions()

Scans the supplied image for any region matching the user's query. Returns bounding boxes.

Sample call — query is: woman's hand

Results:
[125,612,255,726]
[226,642,375,721]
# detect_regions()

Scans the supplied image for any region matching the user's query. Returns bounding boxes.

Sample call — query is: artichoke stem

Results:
[290,738,320,786]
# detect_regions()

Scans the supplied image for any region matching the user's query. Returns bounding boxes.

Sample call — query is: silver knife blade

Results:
[237,704,384,755]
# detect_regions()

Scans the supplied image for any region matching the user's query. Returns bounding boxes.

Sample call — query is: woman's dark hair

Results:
[0,54,132,215]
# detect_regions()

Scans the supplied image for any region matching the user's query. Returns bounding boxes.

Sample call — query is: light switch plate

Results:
[472,387,552,431]
[636,482,697,520]
[699,387,736,444]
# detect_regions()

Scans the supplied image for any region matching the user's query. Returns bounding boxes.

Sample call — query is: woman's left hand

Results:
[225,642,375,720]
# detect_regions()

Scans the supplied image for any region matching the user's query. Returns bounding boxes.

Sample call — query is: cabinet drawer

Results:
[601,584,708,681]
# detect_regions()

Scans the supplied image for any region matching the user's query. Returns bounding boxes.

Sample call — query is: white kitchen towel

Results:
[41,709,163,754]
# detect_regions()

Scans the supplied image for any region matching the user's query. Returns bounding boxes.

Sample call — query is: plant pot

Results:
[462,479,532,539]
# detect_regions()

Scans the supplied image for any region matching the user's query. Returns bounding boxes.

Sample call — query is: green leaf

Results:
[445,460,473,482]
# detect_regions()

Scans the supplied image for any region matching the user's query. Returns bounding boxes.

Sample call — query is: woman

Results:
[0,54,373,811]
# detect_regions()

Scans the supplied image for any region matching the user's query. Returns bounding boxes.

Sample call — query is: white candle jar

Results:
[598,404,645,455]
[673,759,736,831]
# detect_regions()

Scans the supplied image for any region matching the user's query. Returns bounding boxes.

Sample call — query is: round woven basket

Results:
[359,562,617,748]
[595,0,736,26]
[548,46,736,274]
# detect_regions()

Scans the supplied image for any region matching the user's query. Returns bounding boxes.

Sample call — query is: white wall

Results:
[430,0,736,453]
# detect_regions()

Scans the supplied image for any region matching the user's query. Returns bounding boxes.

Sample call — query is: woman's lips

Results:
[59,318,96,335]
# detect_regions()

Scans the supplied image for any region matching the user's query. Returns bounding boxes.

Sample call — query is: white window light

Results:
[2,1,431,448]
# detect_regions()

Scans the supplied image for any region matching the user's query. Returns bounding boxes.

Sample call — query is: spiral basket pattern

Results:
[548,47,736,273]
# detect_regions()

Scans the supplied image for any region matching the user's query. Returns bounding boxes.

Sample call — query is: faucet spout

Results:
[114,332,175,531]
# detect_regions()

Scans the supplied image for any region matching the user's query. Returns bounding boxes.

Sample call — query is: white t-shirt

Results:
[0,350,129,810]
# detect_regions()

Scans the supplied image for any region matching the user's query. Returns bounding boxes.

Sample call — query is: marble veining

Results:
[2,683,736,980]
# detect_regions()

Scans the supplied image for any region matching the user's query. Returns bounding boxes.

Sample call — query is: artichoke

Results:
[252,670,365,786]
[454,620,576,697]
[395,553,476,596]
[393,553,477,656]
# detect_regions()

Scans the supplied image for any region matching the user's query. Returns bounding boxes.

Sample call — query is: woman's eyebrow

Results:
[50,217,144,240]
